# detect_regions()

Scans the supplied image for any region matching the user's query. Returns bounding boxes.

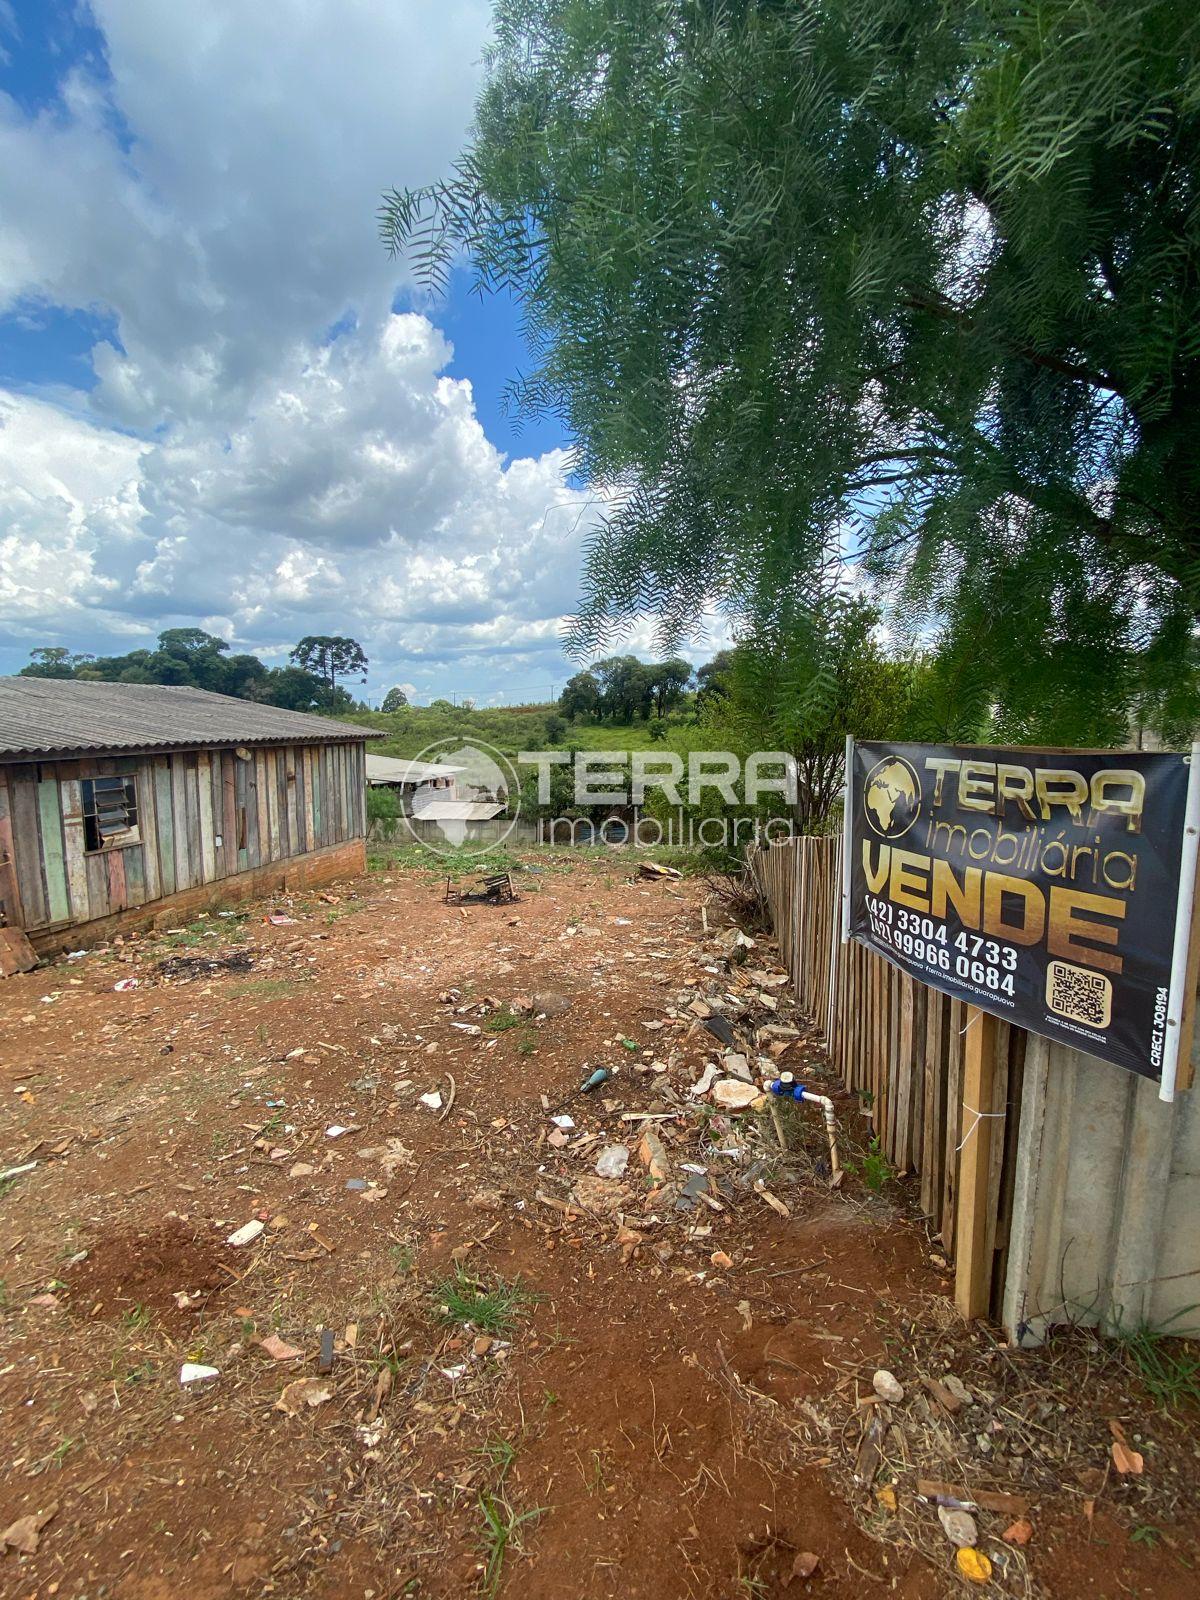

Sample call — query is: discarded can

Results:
[579,1067,612,1094]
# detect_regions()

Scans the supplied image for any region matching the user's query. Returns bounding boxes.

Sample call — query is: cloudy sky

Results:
[0,0,698,705]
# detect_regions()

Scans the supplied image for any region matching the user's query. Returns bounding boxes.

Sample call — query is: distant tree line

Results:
[17,630,370,714]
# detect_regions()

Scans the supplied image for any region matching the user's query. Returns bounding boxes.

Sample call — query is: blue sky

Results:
[0,1,655,707]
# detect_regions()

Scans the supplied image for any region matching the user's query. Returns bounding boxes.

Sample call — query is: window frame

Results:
[81,773,141,854]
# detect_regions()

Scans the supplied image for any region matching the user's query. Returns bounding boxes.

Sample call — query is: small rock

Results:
[872,1369,905,1403]
[711,1078,760,1110]
[942,1373,973,1406]
[938,1507,979,1547]
[533,991,571,1017]
[790,1551,820,1580]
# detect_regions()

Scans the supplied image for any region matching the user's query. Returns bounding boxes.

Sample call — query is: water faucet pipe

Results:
[767,1073,842,1181]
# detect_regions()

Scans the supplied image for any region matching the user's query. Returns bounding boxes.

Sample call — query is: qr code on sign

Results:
[1046,960,1112,1029]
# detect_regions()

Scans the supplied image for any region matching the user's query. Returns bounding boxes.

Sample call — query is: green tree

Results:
[289,635,368,694]
[559,669,602,722]
[647,657,692,718]
[695,650,736,710]
[381,685,410,713]
[259,665,325,711]
[382,0,1200,742]
[19,647,86,679]
[544,712,566,744]
[711,595,918,832]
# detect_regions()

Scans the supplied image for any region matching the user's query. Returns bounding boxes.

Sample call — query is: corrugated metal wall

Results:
[0,740,366,933]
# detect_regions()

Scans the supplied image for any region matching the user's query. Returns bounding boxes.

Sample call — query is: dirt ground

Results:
[1,850,1197,1600]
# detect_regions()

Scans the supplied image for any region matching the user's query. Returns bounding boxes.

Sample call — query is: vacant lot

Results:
[1,852,1196,1599]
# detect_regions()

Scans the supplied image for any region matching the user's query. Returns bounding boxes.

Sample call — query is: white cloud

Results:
[0,313,602,686]
[0,2,722,697]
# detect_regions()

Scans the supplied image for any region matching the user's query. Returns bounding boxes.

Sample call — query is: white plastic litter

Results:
[595,1144,630,1179]
[180,1363,219,1385]
[226,1220,265,1247]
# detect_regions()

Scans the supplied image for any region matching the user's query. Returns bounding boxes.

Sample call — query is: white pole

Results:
[1159,740,1200,1102]
[841,734,854,944]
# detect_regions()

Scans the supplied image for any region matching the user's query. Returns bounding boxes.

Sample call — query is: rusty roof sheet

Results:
[0,677,382,761]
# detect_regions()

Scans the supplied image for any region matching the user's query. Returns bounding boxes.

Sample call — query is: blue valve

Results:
[769,1075,806,1101]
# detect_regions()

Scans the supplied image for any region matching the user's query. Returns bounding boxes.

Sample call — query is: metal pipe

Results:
[767,1074,842,1181]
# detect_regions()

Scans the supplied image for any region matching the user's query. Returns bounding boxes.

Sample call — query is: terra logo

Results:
[863,755,922,840]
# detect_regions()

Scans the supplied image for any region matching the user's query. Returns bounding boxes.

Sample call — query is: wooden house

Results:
[0,678,381,955]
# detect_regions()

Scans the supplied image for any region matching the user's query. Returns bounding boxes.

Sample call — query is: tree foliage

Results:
[16,631,356,713]
[381,685,410,713]
[383,0,1200,742]
[289,635,369,693]
[709,594,922,830]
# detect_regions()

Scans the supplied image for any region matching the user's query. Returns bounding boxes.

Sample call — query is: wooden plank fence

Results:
[753,836,1026,1317]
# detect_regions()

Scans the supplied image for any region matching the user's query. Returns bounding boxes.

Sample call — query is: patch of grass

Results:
[485,1009,525,1033]
[477,1491,544,1597]
[476,1436,518,1480]
[432,1270,536,1334]
[1117,1314,1200,1409]
[516,1036,537,1057]
[390,1243,416,1274]
[228,978,301,1000]
[1130,1524,1162,1549]
[120,1303,151,1331]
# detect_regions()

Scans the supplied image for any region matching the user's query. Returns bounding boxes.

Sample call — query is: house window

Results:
[82,775,140,853]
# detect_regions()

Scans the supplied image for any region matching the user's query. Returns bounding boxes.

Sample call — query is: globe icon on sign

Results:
[863,757,921,839]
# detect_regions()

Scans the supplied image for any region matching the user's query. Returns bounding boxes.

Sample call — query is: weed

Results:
[390,1243,416,1274]
[120,1303,151,1331]
[516,1037,537,1057]
[1116,1312,1200,1409]
[477,1491,544,1597]
[228,978,300,1000]
[476,1436,518,1480]
[484,1010,524,1033]
[432,1270,536,1334]
[845,1136,892,1193]
[1130,1524,1162,1549]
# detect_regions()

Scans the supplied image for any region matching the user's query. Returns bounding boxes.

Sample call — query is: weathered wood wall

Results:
[753,836,1026,1317]
[0,741,367,935]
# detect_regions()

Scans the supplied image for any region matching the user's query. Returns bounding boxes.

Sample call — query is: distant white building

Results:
[365,753,462,814]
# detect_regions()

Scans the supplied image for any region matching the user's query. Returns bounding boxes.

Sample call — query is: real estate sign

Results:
[844,741,1196,1087]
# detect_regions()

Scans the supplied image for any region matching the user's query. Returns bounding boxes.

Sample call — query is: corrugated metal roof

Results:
[0,677,382,761]
[414,800,506,822]
[365,753,464,784]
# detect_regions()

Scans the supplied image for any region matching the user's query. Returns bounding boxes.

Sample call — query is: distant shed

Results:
[0,679,382,954]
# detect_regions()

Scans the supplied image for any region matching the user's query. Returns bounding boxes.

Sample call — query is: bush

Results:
[366,786,399,824]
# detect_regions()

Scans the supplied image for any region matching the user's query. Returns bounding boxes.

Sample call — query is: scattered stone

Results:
[937,1506,979,1547]
[872,1369,905,1403]
[0,1503,58,1555]
[711,1078,760,1110]
[533,991,572,1017]
[276,1378,332,1414]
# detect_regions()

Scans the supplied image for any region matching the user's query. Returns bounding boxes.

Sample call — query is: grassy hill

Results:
[345,702,710,760]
